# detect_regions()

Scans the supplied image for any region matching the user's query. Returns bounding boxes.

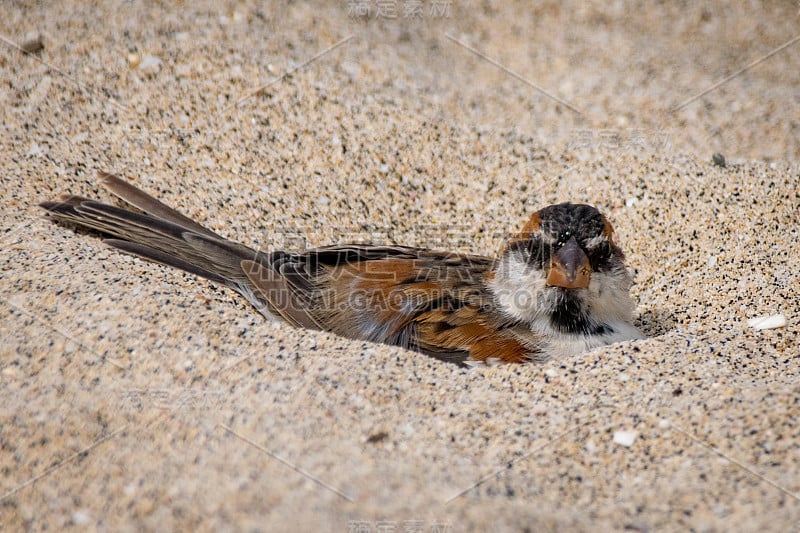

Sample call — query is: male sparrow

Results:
[40,173,643,366]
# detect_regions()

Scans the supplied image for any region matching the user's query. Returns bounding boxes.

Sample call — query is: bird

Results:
[40,172,644,366]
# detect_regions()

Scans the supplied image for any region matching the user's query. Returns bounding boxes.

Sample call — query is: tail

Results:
[41,173,345,330]
[40,172,260,291]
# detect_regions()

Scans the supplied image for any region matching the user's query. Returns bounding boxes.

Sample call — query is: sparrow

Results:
[40,172,644,366]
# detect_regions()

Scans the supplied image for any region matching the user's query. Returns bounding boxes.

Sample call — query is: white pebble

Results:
[138,54,162,74]
[123,482,137,496]
[72,510,91,525]
[613,430,637,447]
[747,314,787,330]
[127,52,140,68]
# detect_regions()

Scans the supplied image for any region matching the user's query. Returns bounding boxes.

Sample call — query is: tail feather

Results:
[99,172,220,238]
[39,175,259,290]
[104,239,232,286]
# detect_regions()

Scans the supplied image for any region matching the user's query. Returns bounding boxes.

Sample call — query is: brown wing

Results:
[261,247,542,365]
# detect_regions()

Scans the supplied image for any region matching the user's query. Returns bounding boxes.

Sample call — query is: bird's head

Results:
[491,202,636,336]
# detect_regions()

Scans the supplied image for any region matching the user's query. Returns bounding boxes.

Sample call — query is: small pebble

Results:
[20,33,44,54]
[366,430,389,443]
[747,314,787,330]
[72,510,91,525]
[123,482,137,496]
[613,430,637,447]
[138,54,162,74]
[127,52,141,69]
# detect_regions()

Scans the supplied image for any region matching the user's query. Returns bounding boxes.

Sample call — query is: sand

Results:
[2,1,799,531]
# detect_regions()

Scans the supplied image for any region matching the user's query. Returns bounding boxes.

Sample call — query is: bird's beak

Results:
[546,238,591,289]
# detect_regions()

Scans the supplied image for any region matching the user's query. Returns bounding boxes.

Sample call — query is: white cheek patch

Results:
[586,269,635,323]
[489,250,548,323]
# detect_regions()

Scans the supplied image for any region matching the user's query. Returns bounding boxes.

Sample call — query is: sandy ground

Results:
[2,1,799,531]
